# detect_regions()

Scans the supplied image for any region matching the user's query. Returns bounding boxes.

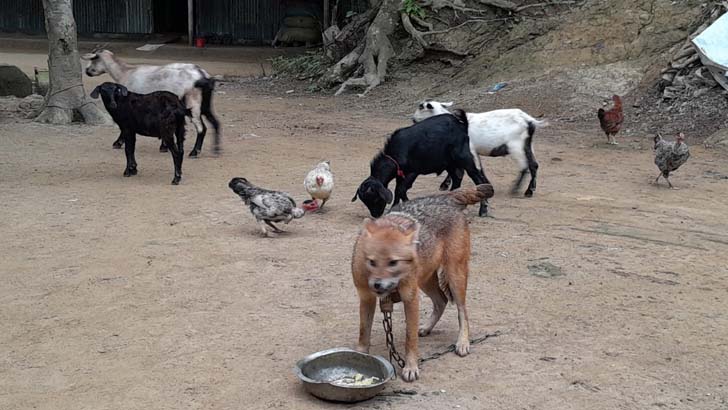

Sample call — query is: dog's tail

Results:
[448,184,494,208]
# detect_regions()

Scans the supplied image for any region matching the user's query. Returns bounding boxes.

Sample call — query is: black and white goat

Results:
[90,82,188,185]
[82,49,220,157]
[413,100,547,197]
[352,110,491,217]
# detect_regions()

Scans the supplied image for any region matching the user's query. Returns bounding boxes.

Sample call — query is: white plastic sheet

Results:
[691,12,728,89]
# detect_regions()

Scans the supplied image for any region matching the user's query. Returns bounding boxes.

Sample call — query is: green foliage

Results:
[401,0,426,19]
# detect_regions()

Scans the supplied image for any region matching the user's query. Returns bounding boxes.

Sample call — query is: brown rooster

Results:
[597,95,624,145]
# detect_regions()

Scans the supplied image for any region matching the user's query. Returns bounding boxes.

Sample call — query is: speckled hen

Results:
[228,177,304,237]
[654,133,690,189]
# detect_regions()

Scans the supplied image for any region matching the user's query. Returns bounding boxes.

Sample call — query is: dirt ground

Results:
[2,48,728,410]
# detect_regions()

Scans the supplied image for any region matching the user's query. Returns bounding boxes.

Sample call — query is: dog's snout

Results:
[369,277,399,295]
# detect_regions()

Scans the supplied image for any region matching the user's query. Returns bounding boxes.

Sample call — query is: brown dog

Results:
[351,184,494,381]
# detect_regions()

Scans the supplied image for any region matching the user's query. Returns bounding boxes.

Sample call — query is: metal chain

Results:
[382,310,406,370]
[380,296,406,372]
[379,294,501,374]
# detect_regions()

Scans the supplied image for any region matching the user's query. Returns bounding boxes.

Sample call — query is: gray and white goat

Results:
[413,100,547,197]
[82,49,220,157]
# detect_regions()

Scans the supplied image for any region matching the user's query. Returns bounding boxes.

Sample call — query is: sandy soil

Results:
[2,54,728,410]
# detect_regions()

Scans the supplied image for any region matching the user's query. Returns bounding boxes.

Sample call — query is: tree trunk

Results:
[332,0,401,96]
[35,0,111,125]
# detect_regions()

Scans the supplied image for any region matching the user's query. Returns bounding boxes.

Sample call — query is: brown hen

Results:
[597,95,624,145]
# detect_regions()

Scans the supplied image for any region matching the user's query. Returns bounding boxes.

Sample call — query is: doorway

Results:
[153,0,188,34]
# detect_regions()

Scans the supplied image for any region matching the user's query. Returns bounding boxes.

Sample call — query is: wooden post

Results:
[323,0,330,29]
[187,0,194,46]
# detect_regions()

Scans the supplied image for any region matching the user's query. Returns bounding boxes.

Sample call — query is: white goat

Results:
[413,100,548,197]
[82,50,220,157]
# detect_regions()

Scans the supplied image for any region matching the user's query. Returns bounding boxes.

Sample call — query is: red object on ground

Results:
[302,200,319,212]
[195,38,206,48]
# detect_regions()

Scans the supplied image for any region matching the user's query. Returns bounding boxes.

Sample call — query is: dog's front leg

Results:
[402,291,420,382]
[356,291,376,354]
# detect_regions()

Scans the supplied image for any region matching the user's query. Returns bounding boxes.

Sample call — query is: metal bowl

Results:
[294,347,395,403]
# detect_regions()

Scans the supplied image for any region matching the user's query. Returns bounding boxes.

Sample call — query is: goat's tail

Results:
[448,184,494,207]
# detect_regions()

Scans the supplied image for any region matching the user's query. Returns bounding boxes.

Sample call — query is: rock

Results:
[0,65,32,98]
[704,128,728,148]
[528,262,564,278]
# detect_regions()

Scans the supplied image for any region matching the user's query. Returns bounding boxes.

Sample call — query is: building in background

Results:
[0,0,368,45]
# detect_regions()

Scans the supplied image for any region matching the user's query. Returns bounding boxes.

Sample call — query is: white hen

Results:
[304,160,334,210]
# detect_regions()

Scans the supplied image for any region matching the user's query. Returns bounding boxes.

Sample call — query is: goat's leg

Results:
[441,169,464,191]
[123,133,138,177]
[189,118,207,158]
[401,174,418,202]
[509,143,530,196]
[165,136,182,185]
[113,132,124,149]
[187,91,206,158]
[202,110,221,155]
[448,168,463,190]
[524,142,539,197]
[392,178,405,208]
[462,162,490,217]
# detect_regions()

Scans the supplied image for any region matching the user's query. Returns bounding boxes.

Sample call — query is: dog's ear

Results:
[400,221,421,247]
[90,85,101,99]
[362,217,378,237]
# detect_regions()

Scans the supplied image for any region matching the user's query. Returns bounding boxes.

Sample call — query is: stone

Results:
[0,65,32,98]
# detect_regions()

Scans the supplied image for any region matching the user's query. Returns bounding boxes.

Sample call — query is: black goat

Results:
[91,82,188,185]
[352,111,492,217]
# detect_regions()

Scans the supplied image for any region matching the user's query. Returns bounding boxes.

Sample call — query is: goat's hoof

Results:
[171,178,180,185]
[188,150,199,158]
[524,190,534,198]
[439,183,450,191]
[159,147,169,153]
[112,142,123,149]
[123,168,138,177]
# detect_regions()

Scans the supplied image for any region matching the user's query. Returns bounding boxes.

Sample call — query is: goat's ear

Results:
[117,85,128,96]
[379,186,393,204]
[89,86,100,99]
[442,101,454,107]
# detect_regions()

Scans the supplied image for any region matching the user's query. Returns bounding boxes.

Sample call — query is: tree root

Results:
[333,0,398,97]
[401,12,470,57]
